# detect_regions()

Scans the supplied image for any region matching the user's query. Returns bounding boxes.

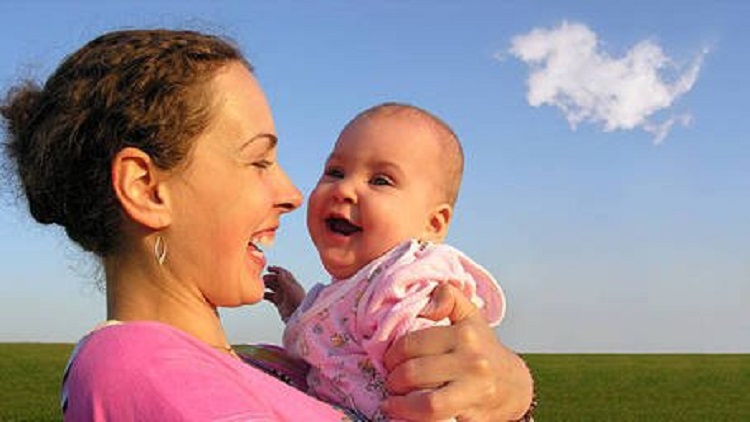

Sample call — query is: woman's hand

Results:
[263,266,306,322]
[381,284,534,421]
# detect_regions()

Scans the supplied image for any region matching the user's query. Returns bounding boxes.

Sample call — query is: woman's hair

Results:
[1,29,249,256]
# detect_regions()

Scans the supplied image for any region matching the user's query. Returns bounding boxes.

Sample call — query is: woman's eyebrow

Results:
[241,133,278,151]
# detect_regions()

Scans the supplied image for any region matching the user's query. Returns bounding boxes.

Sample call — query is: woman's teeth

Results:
[249,235,275,252]
[248,241,265,263]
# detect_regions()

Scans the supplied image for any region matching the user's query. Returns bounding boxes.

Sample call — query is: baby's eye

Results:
[324,167,344,179]
[370,175,394,186]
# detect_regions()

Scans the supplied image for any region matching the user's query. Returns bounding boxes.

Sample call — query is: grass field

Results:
[0,343,74,422]
[524,354,750,420]
[0,344,748,421]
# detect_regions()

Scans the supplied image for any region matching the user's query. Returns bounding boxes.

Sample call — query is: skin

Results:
[382,284,534,421]
[306,111,453,280]
[264,265,306,320]
[267,110,535,419]
[108,62,302,350]
[108,61,532,420]
[267,281,535,420]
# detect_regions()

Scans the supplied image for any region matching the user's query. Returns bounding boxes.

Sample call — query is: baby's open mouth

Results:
[326,217,362,236]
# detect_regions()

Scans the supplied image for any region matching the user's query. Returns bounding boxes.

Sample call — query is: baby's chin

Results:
[322,248,397,280]
[320,253,367,280]
[325,264,358,281]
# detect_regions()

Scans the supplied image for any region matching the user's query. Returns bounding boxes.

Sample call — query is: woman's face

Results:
[165,62,302,307]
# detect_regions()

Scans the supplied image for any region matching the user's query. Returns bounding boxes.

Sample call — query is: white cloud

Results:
[507,21,706,144]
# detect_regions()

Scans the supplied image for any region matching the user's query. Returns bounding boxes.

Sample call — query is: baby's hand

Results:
[263,266,306,322]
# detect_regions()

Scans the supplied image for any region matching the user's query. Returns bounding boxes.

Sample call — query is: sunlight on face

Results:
[166,62,302,306]
[307,113,448,279]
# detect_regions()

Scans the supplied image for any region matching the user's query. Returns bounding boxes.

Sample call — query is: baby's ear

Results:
[424,203,453,242]
[111,147,171,230]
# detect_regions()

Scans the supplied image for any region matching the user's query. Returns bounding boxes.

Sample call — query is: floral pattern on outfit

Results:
[283,239,506,421]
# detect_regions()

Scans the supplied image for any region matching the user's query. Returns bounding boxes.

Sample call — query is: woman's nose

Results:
[274,166,303,213]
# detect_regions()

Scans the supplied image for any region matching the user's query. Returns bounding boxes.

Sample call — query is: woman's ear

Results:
[424,203,453,242]
[112,147,171,230]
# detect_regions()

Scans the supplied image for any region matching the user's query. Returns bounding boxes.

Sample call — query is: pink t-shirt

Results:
[283,240,505,421]
[62,321,348,421]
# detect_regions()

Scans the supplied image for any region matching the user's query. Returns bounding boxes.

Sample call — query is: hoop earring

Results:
[154,235,167,266]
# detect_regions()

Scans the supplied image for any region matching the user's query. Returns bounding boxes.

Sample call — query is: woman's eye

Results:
[370,175,393,186]
[251,160,273,170]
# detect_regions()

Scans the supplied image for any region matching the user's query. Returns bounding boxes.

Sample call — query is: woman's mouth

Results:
[247,241,265,263]
[248,231,276,263]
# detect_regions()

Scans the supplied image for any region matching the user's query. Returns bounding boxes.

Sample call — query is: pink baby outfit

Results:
[61,321,350,421]
[283,240,505,421]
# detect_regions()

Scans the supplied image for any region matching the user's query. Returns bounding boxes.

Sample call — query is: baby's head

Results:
[307,102,464,279]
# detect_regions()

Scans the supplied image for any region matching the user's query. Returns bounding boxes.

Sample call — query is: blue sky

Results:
[0,1,747,352]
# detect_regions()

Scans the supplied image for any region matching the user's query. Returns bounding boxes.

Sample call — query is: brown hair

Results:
[1,29,249,256]
[348,102,464,206]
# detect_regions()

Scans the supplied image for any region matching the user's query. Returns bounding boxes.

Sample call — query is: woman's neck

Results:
[103,252,232,354]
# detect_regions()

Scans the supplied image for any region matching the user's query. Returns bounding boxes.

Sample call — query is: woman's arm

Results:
[381,284,535,421]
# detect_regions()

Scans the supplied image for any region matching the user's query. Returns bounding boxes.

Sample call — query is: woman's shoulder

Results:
[62,321,350,421]
[62,322,214,418]
[75,320,191,352]
[66,321,205,375]
[62,321,261,419]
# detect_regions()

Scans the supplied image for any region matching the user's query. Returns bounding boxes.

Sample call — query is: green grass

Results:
[525,354,750,421]
[0,343,74,422]
[0,344,748,421]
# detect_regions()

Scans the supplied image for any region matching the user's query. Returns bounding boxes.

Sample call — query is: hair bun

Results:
[2,82,41,137]
[3,29,247,256]
[2,82,63,226]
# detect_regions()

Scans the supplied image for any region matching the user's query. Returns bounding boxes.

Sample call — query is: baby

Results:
[268,102,506,421]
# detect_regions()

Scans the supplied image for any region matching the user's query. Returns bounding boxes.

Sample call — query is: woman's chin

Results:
[240,275,266,305]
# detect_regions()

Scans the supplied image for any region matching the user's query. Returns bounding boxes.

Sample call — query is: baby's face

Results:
[307,113,447,279]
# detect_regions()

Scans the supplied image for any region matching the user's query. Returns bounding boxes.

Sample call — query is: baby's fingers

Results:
[263,291,278,304]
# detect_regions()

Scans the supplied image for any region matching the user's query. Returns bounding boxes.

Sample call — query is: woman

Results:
[1,29,533,421]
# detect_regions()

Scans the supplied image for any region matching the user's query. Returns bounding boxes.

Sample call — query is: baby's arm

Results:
[343,278,446,420]
[263,266,307,322]
[351,244,504,420]
[383,285,534,422]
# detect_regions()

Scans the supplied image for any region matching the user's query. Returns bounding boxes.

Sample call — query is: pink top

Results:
[62,321,348,421]
[283,240,505,420]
